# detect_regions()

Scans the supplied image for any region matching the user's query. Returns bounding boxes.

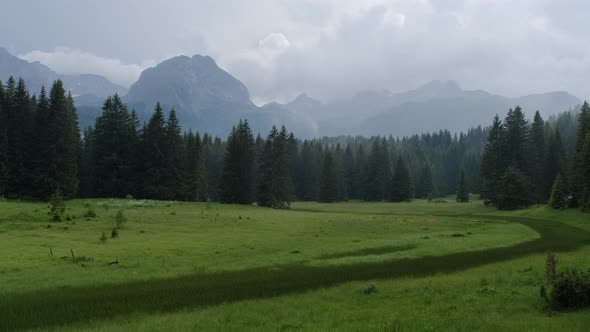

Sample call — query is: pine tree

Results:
[220,120,256,204]
[319,150,339,203]
[456,169,469,203]
[390,156,412,202]
[548,174,568,209]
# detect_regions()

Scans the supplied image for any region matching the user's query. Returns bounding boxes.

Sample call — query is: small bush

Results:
[115,210,127,228]
[363,284,378,295]
[48,189,66,222]
[540,252,590,310]
[111,227,119,238]
[100,232,108,243]
[83,208,97,219]
[125,194,134,200]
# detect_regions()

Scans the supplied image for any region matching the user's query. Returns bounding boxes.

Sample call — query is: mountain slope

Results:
[126,55,317,137]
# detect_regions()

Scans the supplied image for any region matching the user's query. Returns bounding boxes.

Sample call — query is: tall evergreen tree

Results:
[390,156,413,202]
[0,81,7,196]
[365,138,391,201]
[480,115,506,204]
[257,126,294,208]
[496,166,534,210]
[220,120,256,204]
[544,128,566,199]
[162,109,184,200]
[530,111,546,202]
[42,80,81,198]
[414,163,434,198]
[142,103,168,199]
[573,101,590,209]
[92,94,137,197]
[319,150,339,203]
[456,168,469,203]
[548,174,568,209]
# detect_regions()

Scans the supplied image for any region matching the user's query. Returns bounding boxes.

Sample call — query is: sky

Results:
[2,0,590,104]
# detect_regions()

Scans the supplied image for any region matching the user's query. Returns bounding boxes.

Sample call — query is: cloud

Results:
[5,0,590,102]
[18,47,154,87]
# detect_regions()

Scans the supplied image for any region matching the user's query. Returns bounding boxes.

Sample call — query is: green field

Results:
[1,199,589,331]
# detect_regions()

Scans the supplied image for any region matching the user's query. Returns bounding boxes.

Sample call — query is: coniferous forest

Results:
[1,77,589,212]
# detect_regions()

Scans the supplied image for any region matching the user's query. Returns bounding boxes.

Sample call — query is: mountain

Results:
[126,54,317,137]
[0,47,126,100]
[352,85,581,137]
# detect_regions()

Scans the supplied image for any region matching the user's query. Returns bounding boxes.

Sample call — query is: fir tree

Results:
[548,174,568,209]
[390,156,413,202]
[456,169,469,203]
[415,163,434,198]
[573,102,590,209]
[0,81,7,196]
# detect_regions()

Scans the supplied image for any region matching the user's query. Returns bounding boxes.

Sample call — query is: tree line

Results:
[0,77,588,212]
[480,104,590,210]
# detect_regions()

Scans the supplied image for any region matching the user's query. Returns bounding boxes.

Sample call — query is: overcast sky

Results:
[2,0,589,103]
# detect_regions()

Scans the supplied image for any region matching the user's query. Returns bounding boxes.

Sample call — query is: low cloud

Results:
[18,47,154,87]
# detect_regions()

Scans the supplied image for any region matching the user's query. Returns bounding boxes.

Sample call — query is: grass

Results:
[0,199,589,331]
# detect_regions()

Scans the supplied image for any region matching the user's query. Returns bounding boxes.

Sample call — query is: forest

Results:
[1,77,589,212]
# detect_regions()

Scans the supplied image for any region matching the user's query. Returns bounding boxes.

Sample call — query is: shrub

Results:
[548,174,569,209]
[83,208,97,219]
[99,232,108,243]
[111,227,119,238]
[48,189,66,222]
[115,210,127,228]
[540,252,590,310]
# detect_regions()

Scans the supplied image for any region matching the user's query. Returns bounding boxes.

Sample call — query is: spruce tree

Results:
[365,139,391,201]
[530,111,546,202]
[256,125,294,208]
[390,156,412,202]
[343,144,355,200]
[163,109,184,200]
[496,166,534,210]
[544,128,566,199]
[480,115,506,203]
[319,150,338,203]
[92,94,137,197]
[415,163,434,198]
[43,81,81,198]
[220,120,256,204]
[573,102,590,209]
[0,81,7,196]
[142,103,168,199]
[548,174,568,209]
[456,169,469,203]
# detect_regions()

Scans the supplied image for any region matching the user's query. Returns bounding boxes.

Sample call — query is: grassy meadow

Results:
[0,198,589,331]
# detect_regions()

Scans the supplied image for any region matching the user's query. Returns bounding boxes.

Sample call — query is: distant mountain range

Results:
[0,47,582,137]
[0,47,127,99]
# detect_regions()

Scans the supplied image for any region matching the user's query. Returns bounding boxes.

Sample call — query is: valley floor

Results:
[0,199,589,331]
